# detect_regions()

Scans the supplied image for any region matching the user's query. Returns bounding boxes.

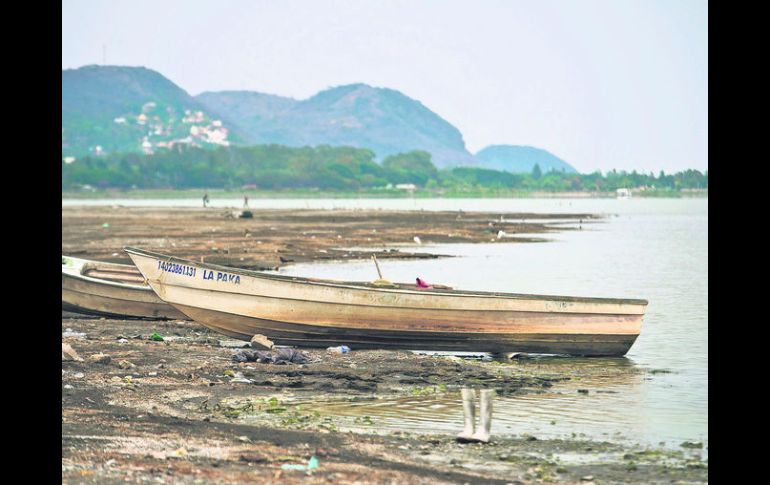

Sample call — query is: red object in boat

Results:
[416,277,432,289]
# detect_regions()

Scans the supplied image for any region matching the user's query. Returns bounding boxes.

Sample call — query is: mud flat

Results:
[62,206,597,269]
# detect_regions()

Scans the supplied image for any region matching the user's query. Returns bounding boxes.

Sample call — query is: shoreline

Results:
[62,206,594,270]
[62,188,708,200]
[62,315,707,484]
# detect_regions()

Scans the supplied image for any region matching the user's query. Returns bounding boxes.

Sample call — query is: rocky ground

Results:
[62,315,707,484]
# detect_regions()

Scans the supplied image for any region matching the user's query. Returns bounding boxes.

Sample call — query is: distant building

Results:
[616,188,631,199]
[395,183,417,190]
[141,137,153,154]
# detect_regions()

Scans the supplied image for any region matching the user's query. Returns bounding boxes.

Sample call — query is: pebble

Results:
[117,359,136,369]
[87,353,112,364]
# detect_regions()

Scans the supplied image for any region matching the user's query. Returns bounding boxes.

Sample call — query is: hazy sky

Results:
[62,0,707,173]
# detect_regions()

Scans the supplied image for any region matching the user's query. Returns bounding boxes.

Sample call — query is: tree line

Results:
[62,144,708,192]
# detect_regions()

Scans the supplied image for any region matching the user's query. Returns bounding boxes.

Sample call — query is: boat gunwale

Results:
[62,255,153,292]
[124,246,649,306]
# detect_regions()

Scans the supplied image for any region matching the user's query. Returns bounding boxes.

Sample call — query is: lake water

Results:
[64,197,708,450]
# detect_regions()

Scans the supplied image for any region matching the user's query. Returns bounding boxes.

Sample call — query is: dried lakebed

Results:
[62,316,707,484]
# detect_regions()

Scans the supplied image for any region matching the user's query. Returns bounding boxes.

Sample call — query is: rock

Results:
[680,441,703,449]
[62,343,84,361]
[117,359,136,369]
[63,384,74,390]
[250,334,275,350]
[240,454,267,463]
[87,353,111,364]
[581,476,594,481]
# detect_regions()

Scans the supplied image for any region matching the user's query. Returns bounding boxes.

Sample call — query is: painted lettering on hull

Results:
[157,260,241,285]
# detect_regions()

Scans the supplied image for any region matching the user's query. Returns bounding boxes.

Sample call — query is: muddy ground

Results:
[62,207,707,484]
[61,206,596,269]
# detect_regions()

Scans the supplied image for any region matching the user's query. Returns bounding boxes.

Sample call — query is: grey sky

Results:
[62,0,707,173]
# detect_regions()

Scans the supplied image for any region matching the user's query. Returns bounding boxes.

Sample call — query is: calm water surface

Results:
[266,198,707,450]
[65,197,707,449]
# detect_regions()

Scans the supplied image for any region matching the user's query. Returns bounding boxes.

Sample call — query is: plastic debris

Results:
[150,332,164,342]
[219,339,250,348]
[230,372,254,384]
[62,328,87,339]
[281,456,318,471]
[326,345,350,354]
[101,223,110,228]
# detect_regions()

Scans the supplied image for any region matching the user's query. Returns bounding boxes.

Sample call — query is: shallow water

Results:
[265,198,708,450]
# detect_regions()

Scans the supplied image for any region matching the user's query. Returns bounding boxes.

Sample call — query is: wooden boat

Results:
[62,255,189,320]
[125,247,647,356]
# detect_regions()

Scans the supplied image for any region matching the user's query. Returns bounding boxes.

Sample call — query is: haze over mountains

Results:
[62,65,577,173]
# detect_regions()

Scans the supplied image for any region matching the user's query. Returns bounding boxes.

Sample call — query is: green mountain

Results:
[196,84,477,168]
[62,65,243,157]
[474,145,577,174]
[62,66,578,175]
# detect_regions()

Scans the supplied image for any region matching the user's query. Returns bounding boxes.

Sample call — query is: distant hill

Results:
[63,66,575,174]
[196,84,477,168]
[474,145,577,174]
[62,65,243,157]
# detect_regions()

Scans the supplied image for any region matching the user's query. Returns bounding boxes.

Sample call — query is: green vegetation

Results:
[62,143,708,195]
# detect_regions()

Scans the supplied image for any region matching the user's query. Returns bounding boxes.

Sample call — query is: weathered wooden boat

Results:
[125,247,647,356]
[62,255,189,320]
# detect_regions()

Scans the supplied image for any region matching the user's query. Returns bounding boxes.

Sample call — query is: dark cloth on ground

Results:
[232,348,310,364]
